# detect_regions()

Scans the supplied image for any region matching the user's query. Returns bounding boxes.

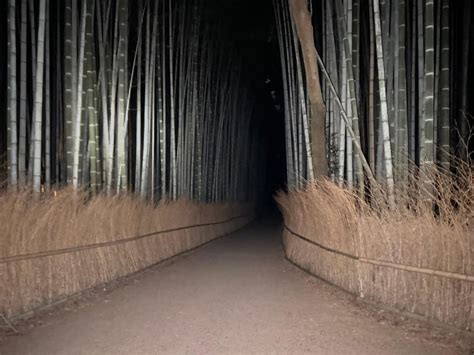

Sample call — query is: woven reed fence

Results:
[277,181,473,331]
[0,191,254,321]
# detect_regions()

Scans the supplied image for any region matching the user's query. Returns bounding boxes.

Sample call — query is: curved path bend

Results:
[1,215,468,354]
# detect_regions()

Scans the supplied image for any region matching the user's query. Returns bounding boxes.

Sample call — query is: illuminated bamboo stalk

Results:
[156,1,164,200]
[368,0,375,170]
[409,0,416,162]
[438,0,450,169]
[396,0,408,181]
[45,2,51,188]
[115,0,128,191]
[140,5,153,198]
[289,10,314,181]
[316,53,375,182]
[135,0,143,193]
[283,0,300,186]
[421,0,435,165]
[18,0,27,184]
[72,0,88,189]
[161,0,167,197]
[85,0,98,192]
[458,1,470,160]
[32,0,47,192]
[169,0,177,199]
[417,0,424,165]
[335,0,364,187]
[373,0,395,204]
[345,0,353,186]
[7,0,18,187]
[273,0,295,188]
[26,0,37,184]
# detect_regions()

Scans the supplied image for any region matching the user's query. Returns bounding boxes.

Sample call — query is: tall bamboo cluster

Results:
[275,0,472,195]
[273,0,315,188]
[322,0,455,190]
[3,0,261,202]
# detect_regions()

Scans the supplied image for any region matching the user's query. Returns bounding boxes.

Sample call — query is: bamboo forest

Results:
[274,0,473,193]
[0,0,267,202]
[0,0,473,352]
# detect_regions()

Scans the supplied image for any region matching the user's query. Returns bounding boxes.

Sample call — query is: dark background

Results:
[218,0,287,201]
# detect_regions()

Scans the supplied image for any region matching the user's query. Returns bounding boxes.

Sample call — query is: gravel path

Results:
[0,216,467,354]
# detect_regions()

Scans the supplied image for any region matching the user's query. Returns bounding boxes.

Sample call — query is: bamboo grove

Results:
[274,0,473,197]
[2,0,263,202]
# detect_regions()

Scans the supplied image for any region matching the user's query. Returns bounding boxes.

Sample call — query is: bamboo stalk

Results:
[7,0,18,187]
[32,0,47,192]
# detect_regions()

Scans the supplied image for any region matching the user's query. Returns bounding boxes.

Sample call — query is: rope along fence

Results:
[284,225,474,283]
[0,214,251,265]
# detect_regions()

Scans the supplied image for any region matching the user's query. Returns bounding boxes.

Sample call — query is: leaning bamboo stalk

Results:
[316,54,375,184]
[134,0,143,194]
[396,0,408,181]
[115,0,128,191]
[289,14,314,181]
[26,0,36,183]
[85,0,98,192]
[95,0,109,183]
[106,1,121,193]
[372,0,395,205]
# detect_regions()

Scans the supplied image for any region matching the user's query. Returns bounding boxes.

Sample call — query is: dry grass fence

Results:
[0,189,254,320]
[276,164,473,331]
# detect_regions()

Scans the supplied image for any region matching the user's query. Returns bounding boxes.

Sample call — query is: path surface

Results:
[0,215,467,354]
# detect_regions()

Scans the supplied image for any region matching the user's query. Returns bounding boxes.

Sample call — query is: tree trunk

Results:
[288,0,327,178]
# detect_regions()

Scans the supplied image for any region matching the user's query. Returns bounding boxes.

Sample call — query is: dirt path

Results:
[1,216,470,354]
